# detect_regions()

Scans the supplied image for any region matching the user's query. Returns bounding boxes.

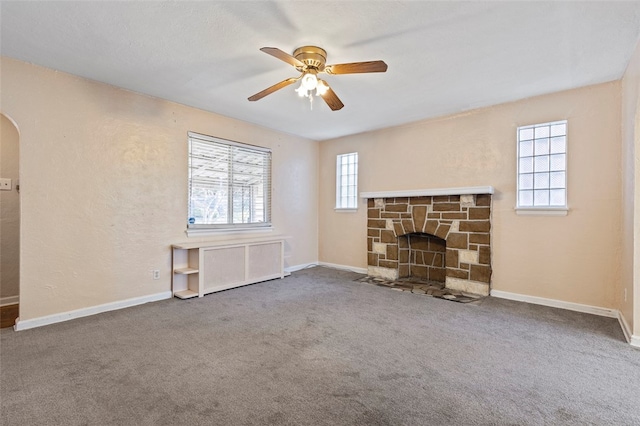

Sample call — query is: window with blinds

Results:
[336,152,358,209]
[188,132,271,229]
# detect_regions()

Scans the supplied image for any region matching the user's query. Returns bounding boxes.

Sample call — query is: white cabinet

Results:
[171,237,285,299]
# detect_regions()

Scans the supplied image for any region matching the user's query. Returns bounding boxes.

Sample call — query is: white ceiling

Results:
[2,1,640,141]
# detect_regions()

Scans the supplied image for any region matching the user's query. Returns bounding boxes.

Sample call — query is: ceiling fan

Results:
[248,46,388,111]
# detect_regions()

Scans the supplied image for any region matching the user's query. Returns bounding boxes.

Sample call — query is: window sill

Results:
[186,226,274,237]
[334,208,358,213]
[515,207,569,216]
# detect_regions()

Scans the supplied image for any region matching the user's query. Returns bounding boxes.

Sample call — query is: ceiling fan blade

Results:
[248,77,299,101]
[320,85,344,111]
[324,60,388,75]
[260,47,305,68]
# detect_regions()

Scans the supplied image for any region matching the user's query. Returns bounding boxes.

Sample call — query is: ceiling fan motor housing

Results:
[293,46,327,72]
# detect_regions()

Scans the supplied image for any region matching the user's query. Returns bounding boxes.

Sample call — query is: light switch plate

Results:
[0,178,12,191]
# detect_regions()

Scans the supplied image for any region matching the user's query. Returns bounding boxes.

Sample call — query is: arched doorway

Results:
[1,113,20,328]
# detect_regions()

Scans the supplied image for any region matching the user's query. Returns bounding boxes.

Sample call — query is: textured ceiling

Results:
[2,1,640,141]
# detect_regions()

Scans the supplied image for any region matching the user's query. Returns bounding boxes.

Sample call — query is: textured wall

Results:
[1,57,319,321]
[621,39,640,338]
[0,114,20,301]
[319,82,623,310]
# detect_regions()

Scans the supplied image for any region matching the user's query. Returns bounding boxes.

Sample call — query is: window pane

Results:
[534,138,549,155]
[519,174,533,190]
[534,156,549,172]
[520,140,533,157]
[517,120,567,208]
[550,171,565,189]
[534,172,549,189]
[519,128,534,141]
[550,123,566,137]
[519,157,533,173]
[550,189,566,206]
[550,154,565,171]
[550,136,566,154]
[336,152,358,209]
[519,190,533,207]
[534,126,550,138]
[534,190,549,206]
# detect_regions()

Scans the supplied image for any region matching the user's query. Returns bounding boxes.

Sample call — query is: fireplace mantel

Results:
[360,186,494,199]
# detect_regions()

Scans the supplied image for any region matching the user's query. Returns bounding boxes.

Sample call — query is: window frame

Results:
[187,131,272,234]
[515,120,569,216]
[335,152,359,211]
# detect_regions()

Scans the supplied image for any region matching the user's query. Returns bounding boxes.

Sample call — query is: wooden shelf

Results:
[171,246,200,299]
[174,267,199,275]
[174,289,199,299]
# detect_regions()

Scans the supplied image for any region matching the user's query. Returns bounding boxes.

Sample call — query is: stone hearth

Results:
[365,189,492,296]
[356,275,485,304]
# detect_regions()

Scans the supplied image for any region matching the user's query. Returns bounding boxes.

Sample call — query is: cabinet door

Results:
[202,246,246,293]
[248,242,282,281]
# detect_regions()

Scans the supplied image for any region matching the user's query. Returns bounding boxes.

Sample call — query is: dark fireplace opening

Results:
[398,233,446,282]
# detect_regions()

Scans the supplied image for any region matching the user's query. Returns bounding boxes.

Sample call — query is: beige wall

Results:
[319,82,622,309]
[1,51,635,329]
[0,57,318,321]
[621,38,640,338]
[0,114,20,302]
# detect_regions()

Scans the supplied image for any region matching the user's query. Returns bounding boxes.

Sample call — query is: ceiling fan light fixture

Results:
[300,73,318,91]
[316,79,329,96]
[295,84,307,97]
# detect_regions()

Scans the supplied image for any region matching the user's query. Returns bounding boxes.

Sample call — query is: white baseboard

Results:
[0,295,19,307]
[285,262,319,274]
[490,290,619,318]
[617,311,633,343]
[490,289,640,347]
[317,262,367,274]
[14,291,172,331]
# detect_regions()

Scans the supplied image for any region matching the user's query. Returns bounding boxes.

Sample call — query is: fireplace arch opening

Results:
[398,233,446,282]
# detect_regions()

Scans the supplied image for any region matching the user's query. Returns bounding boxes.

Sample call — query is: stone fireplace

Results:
[363,187,493,296]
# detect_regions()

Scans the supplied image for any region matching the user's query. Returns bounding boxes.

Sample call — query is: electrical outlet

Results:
[0,178,11,191]
[153,270,160,280]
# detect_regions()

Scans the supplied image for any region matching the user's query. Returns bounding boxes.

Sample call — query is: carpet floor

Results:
[1,266,639,425]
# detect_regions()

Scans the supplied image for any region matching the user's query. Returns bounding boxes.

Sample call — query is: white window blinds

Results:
[188,132,271,228]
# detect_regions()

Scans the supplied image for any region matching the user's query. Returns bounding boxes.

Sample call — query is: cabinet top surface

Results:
[173,235,286,250]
